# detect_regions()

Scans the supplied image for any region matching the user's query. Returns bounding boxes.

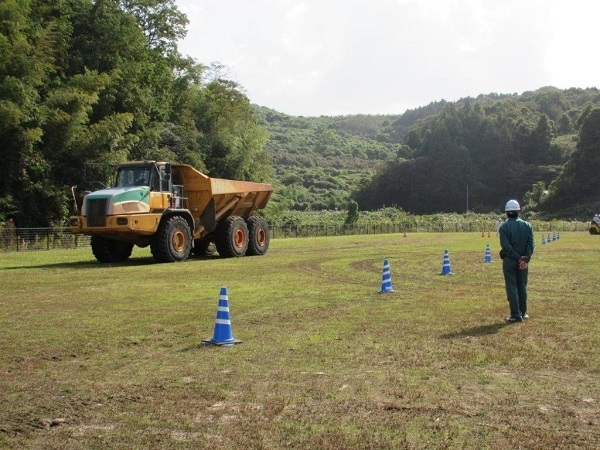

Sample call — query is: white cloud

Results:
[545,0,600,90]
[176,0,599,116]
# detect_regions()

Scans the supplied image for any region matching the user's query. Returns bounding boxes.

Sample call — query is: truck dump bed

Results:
[172,164,273,223]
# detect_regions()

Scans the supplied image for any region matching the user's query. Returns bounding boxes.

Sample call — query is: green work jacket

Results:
[499,217,535,263]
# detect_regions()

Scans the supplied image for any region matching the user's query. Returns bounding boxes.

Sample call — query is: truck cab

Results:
[115,161,182,206]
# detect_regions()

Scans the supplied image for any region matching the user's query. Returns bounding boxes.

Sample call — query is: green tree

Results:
[526,114,555,164]
[0,0,66,225]
[194,79,272,182]
[119,0,188,56]
[543,107,600,215]
[522,181,547,210]
[69,0,178,161]
[344,200,359,225]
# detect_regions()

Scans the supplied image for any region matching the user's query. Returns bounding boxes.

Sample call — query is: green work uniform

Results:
[499,217,535,319]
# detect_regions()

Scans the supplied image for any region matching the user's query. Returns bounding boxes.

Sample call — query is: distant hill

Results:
[252,106,409,211]
[255,86,600,219]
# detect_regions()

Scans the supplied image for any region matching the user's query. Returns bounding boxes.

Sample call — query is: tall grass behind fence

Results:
[272,219,589,238]
[0,219,589,252]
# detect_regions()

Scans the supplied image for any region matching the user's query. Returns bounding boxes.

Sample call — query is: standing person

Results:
[499,200,535,323]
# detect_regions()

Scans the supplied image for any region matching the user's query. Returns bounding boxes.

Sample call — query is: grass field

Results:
[1,232,599,449]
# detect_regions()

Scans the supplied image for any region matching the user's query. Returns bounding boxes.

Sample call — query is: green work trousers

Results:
[502,259,528,319]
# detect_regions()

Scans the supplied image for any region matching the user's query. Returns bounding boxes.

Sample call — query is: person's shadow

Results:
[440,322,508,339]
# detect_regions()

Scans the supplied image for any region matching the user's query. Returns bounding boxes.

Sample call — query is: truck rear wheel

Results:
[246,216,270,256]
[215,216,248,257]
[151,216,192,262]
[91,236,133,263]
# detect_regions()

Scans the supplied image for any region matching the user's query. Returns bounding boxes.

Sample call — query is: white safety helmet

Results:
[505,199,521,212]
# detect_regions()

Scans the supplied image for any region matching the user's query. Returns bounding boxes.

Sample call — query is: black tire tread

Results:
[215,216,248,257]
[246,216,270,256]
[151,216,191,262]
[91,236,133,263]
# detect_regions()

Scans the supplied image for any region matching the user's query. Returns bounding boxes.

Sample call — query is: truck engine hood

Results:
[83,187,151,215]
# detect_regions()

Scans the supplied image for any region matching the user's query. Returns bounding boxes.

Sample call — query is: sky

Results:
[175,0,599,117]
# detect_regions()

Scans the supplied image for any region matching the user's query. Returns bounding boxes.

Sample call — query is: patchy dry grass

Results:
[0,232,599,449]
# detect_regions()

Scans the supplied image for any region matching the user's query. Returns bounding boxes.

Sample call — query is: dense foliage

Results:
[257,88,600,220]
[254,103,465,214]
[253,107,405,213]
[356,89,600,218]
[0,0,270,227]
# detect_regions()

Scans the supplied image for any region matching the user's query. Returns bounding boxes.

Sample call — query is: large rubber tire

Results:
[246,216,270,256]
[192,238,217,257]
[151,216,192,262]
[215,216,249,257]
[91,236,133,263]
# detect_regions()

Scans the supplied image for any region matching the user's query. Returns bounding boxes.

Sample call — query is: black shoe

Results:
[506,316,523,323]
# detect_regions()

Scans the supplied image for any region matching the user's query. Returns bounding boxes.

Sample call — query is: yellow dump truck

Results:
[69,161,273,263]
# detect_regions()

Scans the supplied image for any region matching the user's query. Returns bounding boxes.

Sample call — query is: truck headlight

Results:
[117,217,128,225]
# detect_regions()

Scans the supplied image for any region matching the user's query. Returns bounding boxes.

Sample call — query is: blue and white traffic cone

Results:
[440,250,453,275]
[202,286,242,346]
[547,233,551,243]
[483,244,492,263]
[557,231,560,240]
[541,235,545,245]
[379,259,395,293]
[553,231,556,241]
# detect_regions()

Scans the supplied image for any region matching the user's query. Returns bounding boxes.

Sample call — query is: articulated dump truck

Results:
[69,161,273,263]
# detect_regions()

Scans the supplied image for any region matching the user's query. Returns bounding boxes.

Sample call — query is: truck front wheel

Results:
[151,216,192,262]
[215,216,249,257]
[246,216,270,256]
[91,236,133,263]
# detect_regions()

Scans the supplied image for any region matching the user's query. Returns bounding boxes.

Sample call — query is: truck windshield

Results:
[116,165,159,190]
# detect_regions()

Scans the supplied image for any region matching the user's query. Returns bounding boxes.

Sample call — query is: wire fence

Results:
[0,219,589,253]
[0,227,91,252]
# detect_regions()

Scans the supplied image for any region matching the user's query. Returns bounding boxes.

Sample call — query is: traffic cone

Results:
[547,233,551,243]
[557,231,560,240]
[483,243,492,263]
[202,286,242,346]
[440,250,453,275]
[553,231,556,241]
[541,235,545,245]
[379,259,395,293]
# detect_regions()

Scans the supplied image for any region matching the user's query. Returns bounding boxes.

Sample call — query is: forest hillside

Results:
[256,87,600,220]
